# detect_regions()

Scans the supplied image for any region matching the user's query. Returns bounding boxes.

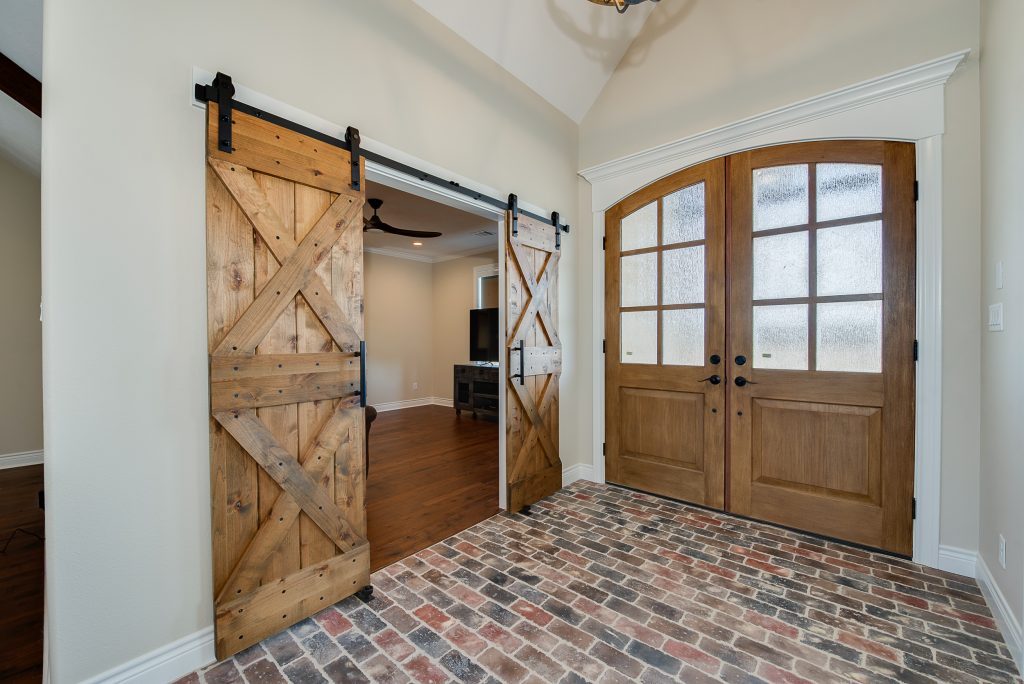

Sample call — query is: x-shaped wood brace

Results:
[209,159,362,356]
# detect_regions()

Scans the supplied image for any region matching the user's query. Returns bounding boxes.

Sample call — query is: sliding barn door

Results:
[605,159,727,506]
[727,141,916,554]
[505,212,562,512]
[206,102,369,658]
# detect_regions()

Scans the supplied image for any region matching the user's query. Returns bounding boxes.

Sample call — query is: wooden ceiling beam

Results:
[0,51,41,117]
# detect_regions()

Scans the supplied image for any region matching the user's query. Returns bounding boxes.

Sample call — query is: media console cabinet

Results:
[453,364,499,418]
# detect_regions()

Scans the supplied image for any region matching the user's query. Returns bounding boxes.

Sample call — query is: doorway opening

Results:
[605,140,916,555]
[361,180,501,571]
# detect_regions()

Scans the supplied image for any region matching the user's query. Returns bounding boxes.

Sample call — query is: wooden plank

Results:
[516,215,557,252]
[211,352,358,381]
[510,346,562,377]
[295,183,342,579]
[215,403,361,602]
[250,172,300,587]
[206,165,259,596]
[215,543,370,655]
[213,195,361,356]
[208,104,364,198]
[211,371,360,411]
[214,409,364,550]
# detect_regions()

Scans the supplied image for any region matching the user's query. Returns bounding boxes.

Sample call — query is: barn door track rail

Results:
[195,72,570,237]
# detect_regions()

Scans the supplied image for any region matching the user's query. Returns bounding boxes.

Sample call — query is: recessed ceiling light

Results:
[413,241,423,246]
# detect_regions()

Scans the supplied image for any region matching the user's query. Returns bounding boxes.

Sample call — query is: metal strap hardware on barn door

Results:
[198,72,569,657]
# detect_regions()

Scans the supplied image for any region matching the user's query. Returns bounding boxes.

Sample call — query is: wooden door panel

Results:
[506,213,562,512]
[726,141,916,555]
[605,159,726,509]
[751,399,881,503]
[619,388,704,471]
[206,102,369,658]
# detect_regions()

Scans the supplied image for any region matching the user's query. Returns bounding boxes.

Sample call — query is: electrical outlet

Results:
[412,381,419,391]
[998,534,1007,570]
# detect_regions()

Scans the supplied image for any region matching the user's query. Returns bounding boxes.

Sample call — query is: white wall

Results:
[41,1,579,681]
[0,152,42,457]
[364,252,435,405]
[979,0,1024,632]
[577,0,982,555]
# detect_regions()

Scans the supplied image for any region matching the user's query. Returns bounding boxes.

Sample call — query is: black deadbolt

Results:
[735,355,747,366]
[709,354,721,365]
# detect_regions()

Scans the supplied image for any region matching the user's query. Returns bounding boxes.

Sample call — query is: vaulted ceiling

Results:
[409,0,655,122]
[0,0,42,174]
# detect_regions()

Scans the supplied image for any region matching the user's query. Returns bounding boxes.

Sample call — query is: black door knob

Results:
[709,354,721,365]
[734,376,757,387]
[700,375,721,385]
[735,355,747,366]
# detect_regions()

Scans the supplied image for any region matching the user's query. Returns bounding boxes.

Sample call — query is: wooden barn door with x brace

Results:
[205,97,370,658]
[506,203,563,512]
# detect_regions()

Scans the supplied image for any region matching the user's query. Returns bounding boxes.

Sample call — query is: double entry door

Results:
[605,141,916,555]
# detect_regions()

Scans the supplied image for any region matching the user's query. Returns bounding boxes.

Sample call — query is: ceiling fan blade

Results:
[379,224,443,239]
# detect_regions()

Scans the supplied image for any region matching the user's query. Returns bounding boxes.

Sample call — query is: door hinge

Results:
[38,489,44,510]
[602,236,606,250]
[912,497,917,520]
[913,180,919,202]
[602,339,606,354]
[913,339,919,362]
[602,442,606,455]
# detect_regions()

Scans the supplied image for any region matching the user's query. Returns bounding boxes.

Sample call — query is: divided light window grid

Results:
[751,163,884,372]
[619,182,707,366]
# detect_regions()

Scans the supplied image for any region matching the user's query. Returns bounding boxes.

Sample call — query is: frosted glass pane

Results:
[621,201,658,251]
[817,301,882,373]
[753,165,808,231]
[753,231,808,300]
[662,246,705,305]
[621,311,657,364]
[753,304,808,370]
[664,182,705,244]
[817,163,882,222]
[817,222,883,296]
[620,252,657,307]
[663,309,704,366]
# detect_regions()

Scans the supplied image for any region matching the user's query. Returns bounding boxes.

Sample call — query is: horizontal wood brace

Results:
[215,544,370,653]
[509,346,562,377]
[210,352,359,381]
[211,370,360,410]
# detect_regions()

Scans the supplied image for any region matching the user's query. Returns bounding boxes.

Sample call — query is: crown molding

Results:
[579,49,969,209]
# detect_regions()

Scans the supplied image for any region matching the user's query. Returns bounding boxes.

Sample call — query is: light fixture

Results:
[412,241,423,246]
[587,0,658,14]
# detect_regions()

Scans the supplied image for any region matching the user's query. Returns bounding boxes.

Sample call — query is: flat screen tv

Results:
[469,307,499,363]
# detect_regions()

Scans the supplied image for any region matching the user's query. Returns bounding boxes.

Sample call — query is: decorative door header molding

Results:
[579,50,969,210]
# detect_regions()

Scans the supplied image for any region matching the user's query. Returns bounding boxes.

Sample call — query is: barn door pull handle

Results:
[510,339,525,386]
[699,375,721,385]
[734,376,757,387]
[356,340,367,407]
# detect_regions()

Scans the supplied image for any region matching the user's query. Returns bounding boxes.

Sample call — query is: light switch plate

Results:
[989,303,1004,332]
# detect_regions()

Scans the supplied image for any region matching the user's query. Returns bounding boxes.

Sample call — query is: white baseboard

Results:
[80,626,214,684]
[976,554,1024,675]
[373,396,452,412]
[937,545,977,578]
[0,449,43,470]
[562,463,595,486]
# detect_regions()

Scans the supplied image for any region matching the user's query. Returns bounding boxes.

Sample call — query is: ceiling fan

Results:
[363,198,442,239]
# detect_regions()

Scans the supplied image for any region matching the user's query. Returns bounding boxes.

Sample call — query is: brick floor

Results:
[182,481,1022,683]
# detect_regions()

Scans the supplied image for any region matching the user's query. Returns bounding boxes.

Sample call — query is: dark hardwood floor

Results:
[367,404,498,571]
[0,464,45,682]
